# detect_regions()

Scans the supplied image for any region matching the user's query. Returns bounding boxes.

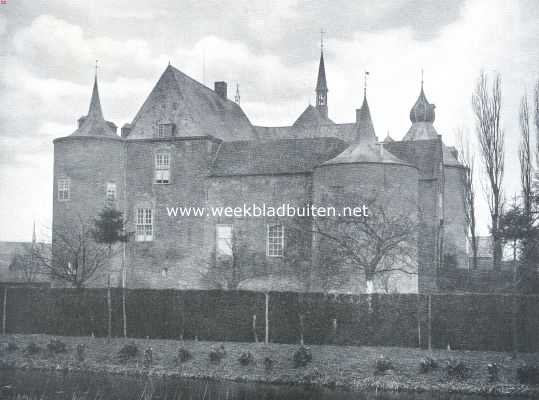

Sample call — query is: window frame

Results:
[266,223,284,257]
[216,224,234,257]
[154,151,171,184]
[135,207,153,242]
[58,178,71,202]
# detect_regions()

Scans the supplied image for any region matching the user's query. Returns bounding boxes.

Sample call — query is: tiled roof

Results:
[210,137,348,176]
[254,123,358,142]
[127,65,257,140]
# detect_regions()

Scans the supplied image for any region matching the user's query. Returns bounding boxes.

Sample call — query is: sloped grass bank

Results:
[1,334,538,397]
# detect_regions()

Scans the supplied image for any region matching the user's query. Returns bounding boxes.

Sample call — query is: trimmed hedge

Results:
[2,287,539,352]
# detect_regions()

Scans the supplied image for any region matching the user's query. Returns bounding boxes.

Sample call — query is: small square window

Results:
[58,178,70,201]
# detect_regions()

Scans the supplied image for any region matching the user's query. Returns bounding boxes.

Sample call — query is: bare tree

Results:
[520,94,533,216]
[9,243,45,282]
[308,196,418,293]
[456,128,478,269]
[472,71,505,270]
[34,216,112,288]
[535,81,539,151]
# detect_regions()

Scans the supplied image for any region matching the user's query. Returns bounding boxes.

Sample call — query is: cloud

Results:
[1,0,539,241]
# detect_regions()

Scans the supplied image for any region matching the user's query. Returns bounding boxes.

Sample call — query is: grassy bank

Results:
[1,334,538,397]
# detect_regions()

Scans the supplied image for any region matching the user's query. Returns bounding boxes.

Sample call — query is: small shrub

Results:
[238,351,254,366]
[23,342,41,356]
[446,359,471,379]
[517,364,539,385]
[419,356,438,373]
[143,347,153,369]
[293,346,312,368]
[374,355,393,374]
[118,342,138,362]
[47,339,67,354]
[76,344,86,362]
[0,359,15,369]
[264,357,274,371]
[209,344,226,363]
[176,347,192,364]
[487,363,499,382]
[0,341,18,353]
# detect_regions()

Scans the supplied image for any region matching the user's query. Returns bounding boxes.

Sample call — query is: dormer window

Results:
[157,123,175,138]
[155,151,170,184]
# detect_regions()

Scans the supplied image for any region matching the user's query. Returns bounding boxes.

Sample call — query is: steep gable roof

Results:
[293,104,334,127]
[127,65,257,140]
[210,137,348,176]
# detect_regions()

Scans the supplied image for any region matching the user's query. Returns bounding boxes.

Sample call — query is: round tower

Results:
[52,74,124,286]
[312,94,419,294]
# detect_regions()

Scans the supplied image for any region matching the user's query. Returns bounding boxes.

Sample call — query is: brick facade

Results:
[52,63,467,293]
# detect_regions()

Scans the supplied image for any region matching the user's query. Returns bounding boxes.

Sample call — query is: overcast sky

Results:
[1,0,538,242]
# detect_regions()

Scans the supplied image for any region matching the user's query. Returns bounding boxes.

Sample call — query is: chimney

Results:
[121,123,132,138]
[214,81,227,99]
[355,109,361,123]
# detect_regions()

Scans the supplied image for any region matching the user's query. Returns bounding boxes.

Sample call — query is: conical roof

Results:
[293,104,334,127]
[356,96,376,141]
[322,96,411,167]
[71,76,117,137]
[322,137,412,166]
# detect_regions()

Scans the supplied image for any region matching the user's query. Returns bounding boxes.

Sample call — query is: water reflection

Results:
[0,370,528,400]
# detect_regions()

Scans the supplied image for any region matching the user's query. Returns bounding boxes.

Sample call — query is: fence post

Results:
[265,292,269,344]
[107,276,112,341]
[428,294,432,351]
[252,314,258,343]
[2,286,7,335]
[417,295,422,348]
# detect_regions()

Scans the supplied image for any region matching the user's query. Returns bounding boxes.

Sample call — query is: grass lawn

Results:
[1,334,538,396]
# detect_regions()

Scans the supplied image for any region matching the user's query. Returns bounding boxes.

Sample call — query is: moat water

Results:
[0,370,530,400]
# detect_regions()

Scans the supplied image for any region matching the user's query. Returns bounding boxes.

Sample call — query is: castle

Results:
[52,49,467,293]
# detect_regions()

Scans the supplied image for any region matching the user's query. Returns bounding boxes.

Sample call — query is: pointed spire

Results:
[71,64,117,137]
[88,61,104,121]
[316,49,328,92]
[315,30,328,119]
[355,72,376,142]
